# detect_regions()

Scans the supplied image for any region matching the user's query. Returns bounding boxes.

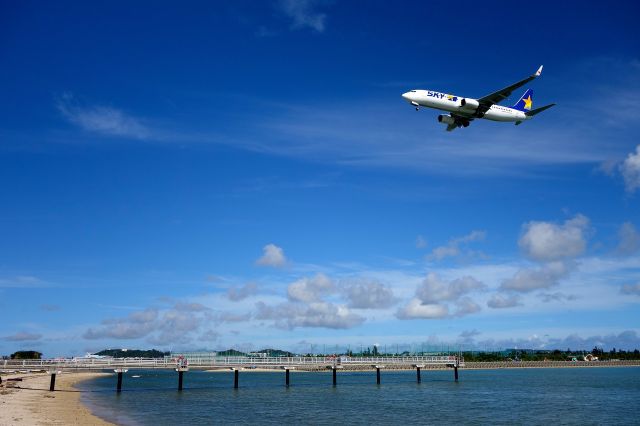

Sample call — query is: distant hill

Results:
[94,349,169,358]
[11,350,42,359]
[257,348,295,357]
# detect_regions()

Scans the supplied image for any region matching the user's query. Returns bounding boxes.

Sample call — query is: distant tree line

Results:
[9,351,42,359]
[95,349,169,358]
[462,348,640,362]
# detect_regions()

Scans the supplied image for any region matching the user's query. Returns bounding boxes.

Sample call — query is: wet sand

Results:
[0,371,113,426]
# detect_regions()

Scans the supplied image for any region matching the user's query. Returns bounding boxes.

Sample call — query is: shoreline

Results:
[0,371,113,425]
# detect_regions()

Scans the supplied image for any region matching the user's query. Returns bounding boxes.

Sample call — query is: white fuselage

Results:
[401,90,529,122]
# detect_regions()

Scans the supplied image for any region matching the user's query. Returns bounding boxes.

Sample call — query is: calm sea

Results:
[79,367,640,425]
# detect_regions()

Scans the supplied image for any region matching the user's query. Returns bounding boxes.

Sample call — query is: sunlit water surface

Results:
[79,367,640,425]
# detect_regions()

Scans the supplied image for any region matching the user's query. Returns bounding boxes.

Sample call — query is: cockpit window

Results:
[410,90,416,93]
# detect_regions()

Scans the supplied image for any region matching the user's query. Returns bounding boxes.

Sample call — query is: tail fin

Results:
[525,103,556,117]
[512,89,534,112]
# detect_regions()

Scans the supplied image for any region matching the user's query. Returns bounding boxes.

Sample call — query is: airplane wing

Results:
[476,66,543,114]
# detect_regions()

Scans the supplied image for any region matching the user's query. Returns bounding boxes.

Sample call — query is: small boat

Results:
[131,375,141,378]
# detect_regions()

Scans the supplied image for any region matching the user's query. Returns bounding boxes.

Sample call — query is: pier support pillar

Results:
[413,364,424,384]
[49,373,56,391]
[233,368,239,389]
[114,368,128,393]
[372,365,385,385]
[176,366,189,391]
[454,366,459,382]
[285,368,290,387]
[332,367,337,386]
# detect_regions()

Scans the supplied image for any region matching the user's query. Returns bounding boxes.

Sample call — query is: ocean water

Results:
[79,367,640,425]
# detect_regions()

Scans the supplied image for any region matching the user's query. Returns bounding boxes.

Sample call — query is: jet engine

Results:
[459,98,479,110]
[437,114,455,125]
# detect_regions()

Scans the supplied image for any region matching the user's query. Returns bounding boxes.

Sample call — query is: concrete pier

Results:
[176,366,188,391]
[232,368,239,389]
[413,364,424,383]
[372,365,385,385]
[114,369,128,392]
[283,367,292,387]
[49,373,56,391]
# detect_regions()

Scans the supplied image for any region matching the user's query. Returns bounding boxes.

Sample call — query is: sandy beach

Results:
[0,372,113,426]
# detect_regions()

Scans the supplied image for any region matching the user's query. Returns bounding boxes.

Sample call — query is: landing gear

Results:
[415,107,419,111]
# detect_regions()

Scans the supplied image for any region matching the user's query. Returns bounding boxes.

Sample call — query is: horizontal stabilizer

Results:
[525,103,556,117]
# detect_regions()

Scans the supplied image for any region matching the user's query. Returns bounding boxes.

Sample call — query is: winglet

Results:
[535,65,543,77]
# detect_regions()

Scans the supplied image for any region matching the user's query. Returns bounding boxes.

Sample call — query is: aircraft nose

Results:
[402,92,411,100]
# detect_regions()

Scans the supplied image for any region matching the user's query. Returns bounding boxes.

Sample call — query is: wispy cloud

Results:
[428,230,486,261]
[277,0,328,33]
[56,92,150,139]
[620,145,640,193]
[0,275,47,288]
[4,332,42,341]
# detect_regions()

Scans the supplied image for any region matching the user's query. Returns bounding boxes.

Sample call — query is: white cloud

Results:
[256,243,288,267]
[397,272,485,319]
[287,273,334,302]
[83,304,208,345]
[454,297,481,316]
[396,298,449,319]
[4,332,43,341]
[255,300,364,329]
[459,329,481,339]
[620,145,640,193]
[57,93,150,139]
[0,275,46,288]
[519,214,590,261]
[278,0,327,32]
[620,283,640,296]
[500,261,571,293]
[538,292,578,303]
[617,222,640,255]
[415,273,486,304]
[84,308,159,340]
[415,235,427,249]
[487,293,521,309]
[199,330,220,342]
[428,230,486,261]
[227,282,259,301]
[174,302,210,312]
[343,280,397,309]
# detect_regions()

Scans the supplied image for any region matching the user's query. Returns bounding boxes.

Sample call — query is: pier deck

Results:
[1,355,463,372]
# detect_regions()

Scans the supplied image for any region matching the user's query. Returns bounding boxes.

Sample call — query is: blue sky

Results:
[1,0,639,356]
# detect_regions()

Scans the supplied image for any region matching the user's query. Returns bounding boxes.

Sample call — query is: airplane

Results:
[401,66,555,131]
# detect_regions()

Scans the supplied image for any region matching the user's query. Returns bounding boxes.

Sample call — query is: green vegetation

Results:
[462,348,640,362]
[10,351,42,359]
[94,349,169,358]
